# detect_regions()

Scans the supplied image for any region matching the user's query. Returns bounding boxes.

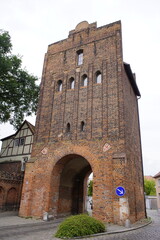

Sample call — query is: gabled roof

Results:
[22,120,35,134]
[153,172,160,178]
[1,120,35,141]
[124,62,141,97]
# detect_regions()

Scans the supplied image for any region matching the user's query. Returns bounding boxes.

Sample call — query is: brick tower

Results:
[19,21,146,224]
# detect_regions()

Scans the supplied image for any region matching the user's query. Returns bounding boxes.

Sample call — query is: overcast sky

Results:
[0,0,160,176]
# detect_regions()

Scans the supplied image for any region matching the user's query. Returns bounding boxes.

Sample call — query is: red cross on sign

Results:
[41,147,48,155]
[103,143,111,152]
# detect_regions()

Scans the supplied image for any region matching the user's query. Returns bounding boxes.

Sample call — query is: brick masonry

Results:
[0,162,23,210]
[19,21,146,224]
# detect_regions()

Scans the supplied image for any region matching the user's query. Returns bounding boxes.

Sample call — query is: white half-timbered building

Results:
[0,120,34,165]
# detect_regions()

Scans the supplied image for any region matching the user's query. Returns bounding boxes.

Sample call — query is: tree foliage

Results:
[144,179,156,196]
[0,30,39,129]
[88,180,93,196]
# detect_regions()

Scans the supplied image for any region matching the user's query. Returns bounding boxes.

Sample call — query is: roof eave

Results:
[0,120,35,142]
[0,134,15,141]
[124,62,141,97]
[153,172,160,178]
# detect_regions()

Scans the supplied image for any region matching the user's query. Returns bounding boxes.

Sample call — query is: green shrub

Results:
[55,214,105,239]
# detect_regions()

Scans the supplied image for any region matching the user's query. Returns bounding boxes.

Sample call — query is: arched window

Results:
[80,121,85,132]
[81,74,88,87]
[6,188,17,209]
[66,123,71,133]
[57,80,63,92]
[69,77,75,89]
[77,49,83,65]
[95,71,102,84]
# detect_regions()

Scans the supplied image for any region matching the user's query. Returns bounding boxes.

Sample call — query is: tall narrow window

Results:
[14,139,19,147]
[19,137,25,146]
[66,123,71,133]
[14,137,25,147]
[58,80,63,92]
[80,121,85,132]
[69,77,75,89]
[77,49,83,65]
[95,71,102,84]
[81,74,88,87]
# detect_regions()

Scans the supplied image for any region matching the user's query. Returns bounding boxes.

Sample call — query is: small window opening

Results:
[69,77,75,89]
[77,50,83,65]
[14,137,25,147]
[95,71,102,84]
[58,80,63,92]
[19,137,25,146]
[82,74,88,87]
[14,139,19,147]
[66,123,71,133]
[80,121,85,132]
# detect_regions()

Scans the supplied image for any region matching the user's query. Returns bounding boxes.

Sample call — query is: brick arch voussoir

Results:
[51,145,96,174]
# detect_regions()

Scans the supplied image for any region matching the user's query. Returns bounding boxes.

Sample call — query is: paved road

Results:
[0,210,159,240]
[0,221,59,240]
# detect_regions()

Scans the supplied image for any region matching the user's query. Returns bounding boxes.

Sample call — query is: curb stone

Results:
[68,219,152,239]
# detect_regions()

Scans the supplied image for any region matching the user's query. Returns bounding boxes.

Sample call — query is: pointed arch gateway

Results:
[49,154,92,217]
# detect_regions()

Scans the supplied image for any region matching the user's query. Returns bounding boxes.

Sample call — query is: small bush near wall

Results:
[55,214,105,238]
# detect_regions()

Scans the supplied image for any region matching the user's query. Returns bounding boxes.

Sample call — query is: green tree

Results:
[0,30,39,129]
[88,180,93,196]
[144,179,156,196]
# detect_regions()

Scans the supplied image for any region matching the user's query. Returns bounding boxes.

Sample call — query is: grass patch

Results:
[55,214,105,239]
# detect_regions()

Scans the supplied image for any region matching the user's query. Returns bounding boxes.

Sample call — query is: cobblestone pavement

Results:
[82,210,160,240]
[0,210,159,240]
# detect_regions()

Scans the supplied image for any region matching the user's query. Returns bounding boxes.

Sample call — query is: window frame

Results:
[81,74,88,87]
[80,121,85,132]
[19,137,25,146]
[66,123,71,133]
[69,77,75,89]
[77,49,83,66]
[57,80,63,92]
[14,137,25,147]
[95,71,102,84]
[14,139,19,147]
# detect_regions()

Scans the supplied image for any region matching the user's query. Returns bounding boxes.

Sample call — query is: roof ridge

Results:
[153,172,160,178]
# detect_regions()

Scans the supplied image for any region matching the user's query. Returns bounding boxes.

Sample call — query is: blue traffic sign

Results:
[116,186,126,197]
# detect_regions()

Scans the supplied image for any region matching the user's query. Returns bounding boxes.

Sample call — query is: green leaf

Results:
[0,30,40,129]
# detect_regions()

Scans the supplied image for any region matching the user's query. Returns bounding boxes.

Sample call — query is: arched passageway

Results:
[50,154,92,217]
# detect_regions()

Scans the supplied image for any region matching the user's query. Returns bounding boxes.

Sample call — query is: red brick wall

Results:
[0,187,4,207]
[0,162,23,210]
[122,69,145,221]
